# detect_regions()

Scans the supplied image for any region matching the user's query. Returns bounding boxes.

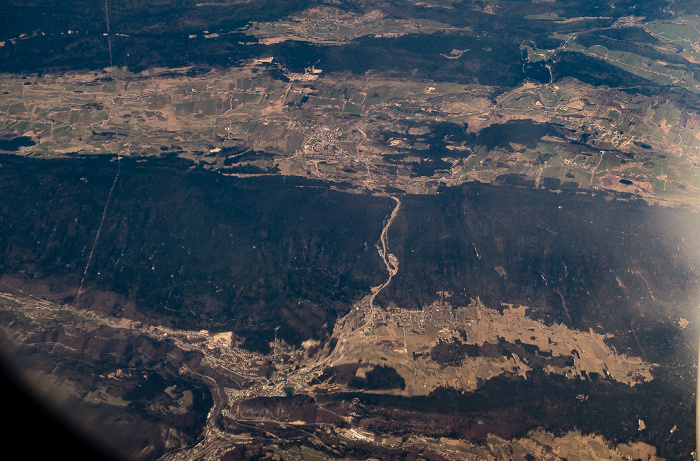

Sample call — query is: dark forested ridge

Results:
[381,184,700,344]
[1,153,698,360]
[0,154,391,346]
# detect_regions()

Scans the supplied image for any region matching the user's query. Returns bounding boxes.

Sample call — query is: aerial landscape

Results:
[0,0,699,459]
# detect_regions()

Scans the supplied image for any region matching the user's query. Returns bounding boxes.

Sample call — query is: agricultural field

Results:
[1,61,698,208]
